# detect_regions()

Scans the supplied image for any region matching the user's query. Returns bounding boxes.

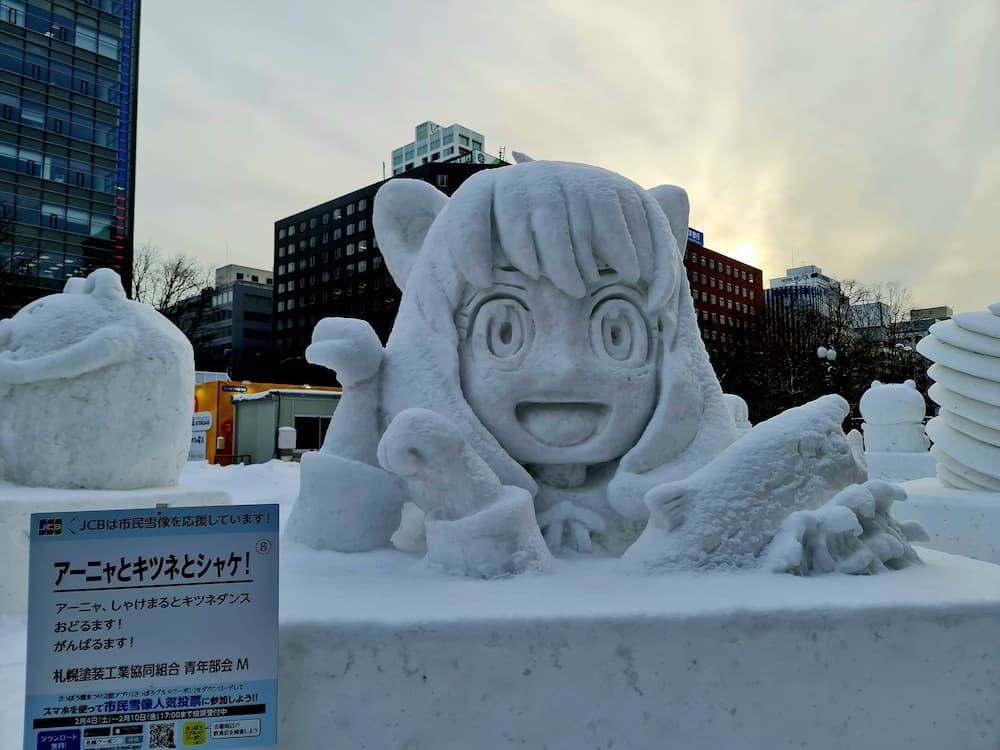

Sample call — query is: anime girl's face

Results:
[457,267,659,466]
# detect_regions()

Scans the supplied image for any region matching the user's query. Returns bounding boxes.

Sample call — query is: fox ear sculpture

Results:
[372,179,448,291]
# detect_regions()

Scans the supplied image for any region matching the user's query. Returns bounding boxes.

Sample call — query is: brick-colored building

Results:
[681,234,764,360]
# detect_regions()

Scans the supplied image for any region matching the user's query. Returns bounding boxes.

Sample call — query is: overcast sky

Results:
[134,1,1000,314]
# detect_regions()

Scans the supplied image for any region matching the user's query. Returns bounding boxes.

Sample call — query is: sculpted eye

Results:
[471,297,533,361]
[590,298,649,365]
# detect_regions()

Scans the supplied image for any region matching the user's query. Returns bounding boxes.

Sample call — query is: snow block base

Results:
[896,477,1000,563]
[0,483,230,613]
[865,450,936,482]
[278,548,1000,750]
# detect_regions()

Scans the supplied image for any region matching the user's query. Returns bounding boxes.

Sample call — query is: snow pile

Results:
[918,302,1000,490]
[0,269,193,490]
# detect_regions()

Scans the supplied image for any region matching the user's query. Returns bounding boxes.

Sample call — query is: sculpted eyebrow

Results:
[460,281,527,310]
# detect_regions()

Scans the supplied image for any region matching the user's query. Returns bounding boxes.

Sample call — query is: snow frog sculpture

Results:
[0,269,194,490]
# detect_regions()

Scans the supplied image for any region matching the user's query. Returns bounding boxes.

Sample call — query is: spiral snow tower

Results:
[917,302,1000,491]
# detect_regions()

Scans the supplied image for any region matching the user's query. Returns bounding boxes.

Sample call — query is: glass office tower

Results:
[0,0,139,318]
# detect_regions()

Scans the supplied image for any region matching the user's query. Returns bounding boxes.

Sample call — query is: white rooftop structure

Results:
[215,264,273,287]
[390,121,491,176]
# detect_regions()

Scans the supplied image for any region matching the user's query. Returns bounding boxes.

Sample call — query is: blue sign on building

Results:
[688,227,704,246]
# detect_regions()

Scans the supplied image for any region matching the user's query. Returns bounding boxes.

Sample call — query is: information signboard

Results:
[24,505,279,750]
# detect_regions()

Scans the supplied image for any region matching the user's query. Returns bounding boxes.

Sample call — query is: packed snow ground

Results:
[4,461,1000,749]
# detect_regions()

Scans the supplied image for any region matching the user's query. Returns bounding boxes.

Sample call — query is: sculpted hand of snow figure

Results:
[285,161,924,576]
[0,269,194,490]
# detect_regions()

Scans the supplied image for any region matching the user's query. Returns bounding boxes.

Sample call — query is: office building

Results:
[0,0,140,319]
[766,265,844,313]
[390,120,495,176]
[273,158,508,383]
[168,263,273,379]
[682,230,764,359]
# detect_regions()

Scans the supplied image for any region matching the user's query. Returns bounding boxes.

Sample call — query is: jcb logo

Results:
[38,518,62,536]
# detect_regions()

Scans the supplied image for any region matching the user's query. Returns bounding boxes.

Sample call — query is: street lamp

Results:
[816,345,837,392]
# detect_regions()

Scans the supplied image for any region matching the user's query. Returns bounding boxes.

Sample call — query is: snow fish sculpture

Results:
[918,303,1000,491]
[0,269,193,490]
[286,160,923,576]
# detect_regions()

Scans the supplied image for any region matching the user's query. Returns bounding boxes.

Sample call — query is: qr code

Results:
[149,723,176,748]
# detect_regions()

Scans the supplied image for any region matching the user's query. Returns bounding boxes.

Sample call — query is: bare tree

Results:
[132,242,211,312]
[714,278,928,425]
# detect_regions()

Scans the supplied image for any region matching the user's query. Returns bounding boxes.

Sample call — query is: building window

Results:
[700,274,706,284]
[358,219,367,232]
[322,212,330,224]
[279,228,286,239]
[373,257,382,269]
[278,301,285,312]
[346,243,355,256]
[437,174,449,188]
[334,228,342,240]
[346,203,355,216]
[236,273,244,280]
[322,232,329,243]
[278,246,285,258]
[357,240,367,252]
[288,225,295,237]
[347,224,354,236]
[333,208,342,220]
[709,259,715,270]
[358,198,367,211]
[309,237,316,248]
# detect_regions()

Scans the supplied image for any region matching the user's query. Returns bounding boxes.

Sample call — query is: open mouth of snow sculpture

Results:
[515,401,610,447]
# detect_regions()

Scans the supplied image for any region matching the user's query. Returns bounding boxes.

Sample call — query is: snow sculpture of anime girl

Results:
[285,161,923,576]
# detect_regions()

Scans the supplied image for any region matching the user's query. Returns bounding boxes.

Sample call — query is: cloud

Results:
[134,0,1000,312]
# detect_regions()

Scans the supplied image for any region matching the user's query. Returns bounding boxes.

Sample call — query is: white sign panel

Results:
[192,412,213,432]
[24,505,279,750]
